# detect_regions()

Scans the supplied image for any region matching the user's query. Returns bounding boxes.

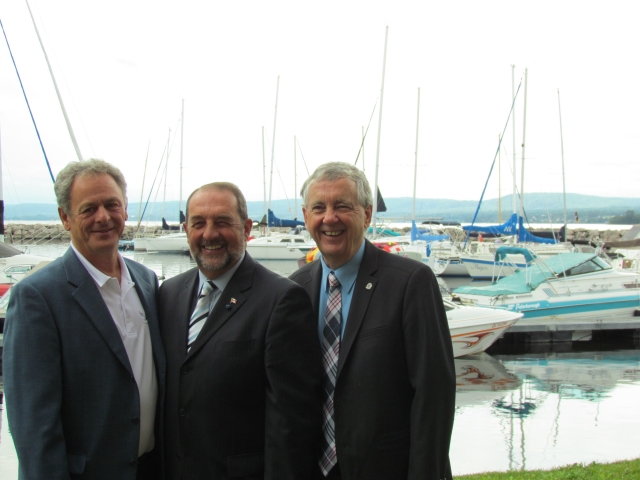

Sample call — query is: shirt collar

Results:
[71,242,130,287]
[198,252,246,293]
[320,240,365,294]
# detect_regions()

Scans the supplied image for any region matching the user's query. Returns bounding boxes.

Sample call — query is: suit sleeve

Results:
[263,283,324,479]
[403,266,455,480]
[3,282,71,480]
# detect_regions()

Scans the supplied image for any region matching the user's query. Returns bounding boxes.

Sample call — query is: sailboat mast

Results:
[498,133,502,223]
[519,68,528,222]
[25,0,82,162]
[557,89,568,233]
[262,126,266,221]
[361,126,365,172]
[179,99,184,231]
[136,141,150,230]
[163,129,170,221]
[511,64,517,215]
[412,87,420,221]
[372,26,389,234]
[294,136,297,221]
[269,76,280,212]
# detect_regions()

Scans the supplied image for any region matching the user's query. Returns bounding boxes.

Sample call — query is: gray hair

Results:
[300,162,373,209]
[185,182,248,222]
[55,159,128,215]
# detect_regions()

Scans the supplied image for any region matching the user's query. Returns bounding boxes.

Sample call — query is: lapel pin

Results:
[230,298,237,304]
[365,283,373,290]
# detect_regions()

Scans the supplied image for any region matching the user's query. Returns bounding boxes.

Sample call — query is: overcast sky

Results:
[1,1,639,219]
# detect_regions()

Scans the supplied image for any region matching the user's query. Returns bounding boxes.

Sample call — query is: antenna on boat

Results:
[519,68,529,236]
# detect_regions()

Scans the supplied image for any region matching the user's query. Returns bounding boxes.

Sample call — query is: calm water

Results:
[1,244,639,477]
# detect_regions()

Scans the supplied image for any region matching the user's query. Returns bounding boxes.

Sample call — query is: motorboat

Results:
[444,297,522,357]
[461,239,572,280]
[452,247,640,329]
[426,240,469,277]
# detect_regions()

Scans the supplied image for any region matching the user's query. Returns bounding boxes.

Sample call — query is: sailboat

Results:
[134,100,189,252]
[460,69,572,280]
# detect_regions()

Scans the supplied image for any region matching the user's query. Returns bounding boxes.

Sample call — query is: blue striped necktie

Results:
[187,280,216,351]
[320,272,341,476]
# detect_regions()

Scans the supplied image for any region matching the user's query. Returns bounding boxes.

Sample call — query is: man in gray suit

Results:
[3,159,165,480]
[290,162,456,480]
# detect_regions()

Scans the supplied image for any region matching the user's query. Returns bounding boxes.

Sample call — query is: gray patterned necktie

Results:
[320,272,341,476]
[187,280,216,351]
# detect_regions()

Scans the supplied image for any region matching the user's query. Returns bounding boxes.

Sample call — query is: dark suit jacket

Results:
[3,247,166,480]
[158,253,323,480]
[290,240,456,480]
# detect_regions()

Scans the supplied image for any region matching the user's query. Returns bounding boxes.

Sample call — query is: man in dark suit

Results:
[158,182,323,479]
[3,159,165,479]
[290,162,456,480]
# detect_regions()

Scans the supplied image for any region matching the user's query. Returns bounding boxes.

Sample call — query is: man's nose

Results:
[202,222,220,239]
[323,207,339,223]
[94,205,110,222]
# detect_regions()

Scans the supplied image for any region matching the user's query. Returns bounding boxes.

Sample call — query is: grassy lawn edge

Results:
[455,457,640,479]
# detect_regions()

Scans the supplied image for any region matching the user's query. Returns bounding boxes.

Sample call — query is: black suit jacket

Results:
[159,253,323,480]
[3,247,166,480]
[290,240,456,480]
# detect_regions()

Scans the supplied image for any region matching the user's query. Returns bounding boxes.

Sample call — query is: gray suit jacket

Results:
[290,240,456,480]
[3,247,166,480]
[159,253,323,480]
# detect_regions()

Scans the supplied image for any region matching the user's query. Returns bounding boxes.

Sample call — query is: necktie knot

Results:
[200,280,215,298]
[328,272,340,291]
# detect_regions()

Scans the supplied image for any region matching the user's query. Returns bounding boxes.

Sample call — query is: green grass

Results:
[456,458,640,479]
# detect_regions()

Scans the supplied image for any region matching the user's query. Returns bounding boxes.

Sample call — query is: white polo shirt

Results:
[71,244,157,457]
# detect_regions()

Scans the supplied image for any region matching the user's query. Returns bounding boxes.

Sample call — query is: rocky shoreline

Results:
[3,223,628,245]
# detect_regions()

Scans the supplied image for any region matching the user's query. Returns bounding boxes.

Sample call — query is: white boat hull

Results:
[134,233,189,252]
[444,299,522,357]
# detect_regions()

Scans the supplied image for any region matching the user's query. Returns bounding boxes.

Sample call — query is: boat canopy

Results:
[454,252,597,296]
[494,246,538,263]
[267,209,305,227]
[411,221,449,243]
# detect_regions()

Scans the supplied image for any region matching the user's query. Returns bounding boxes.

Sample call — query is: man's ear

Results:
[59,207,71,231]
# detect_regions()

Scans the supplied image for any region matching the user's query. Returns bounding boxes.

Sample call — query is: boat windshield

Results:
[562,256,611,277]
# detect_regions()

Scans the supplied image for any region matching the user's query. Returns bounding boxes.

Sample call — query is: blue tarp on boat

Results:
[410,221,449,243]
[463,213,518,236]
[268,209,305,227]
[517,217,557,244]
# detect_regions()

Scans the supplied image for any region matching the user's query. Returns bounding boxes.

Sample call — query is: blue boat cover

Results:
[462,213,518,235]
[410,221,449,243]
[268,209,305,227]
[454,252,596,296]
[517,217,557,244]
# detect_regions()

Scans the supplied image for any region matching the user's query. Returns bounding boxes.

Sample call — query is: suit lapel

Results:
[185,255,253,359]
[337,241,379,378]
[64,249,133,376]
[176,270,200,361]
[305,260,323,317]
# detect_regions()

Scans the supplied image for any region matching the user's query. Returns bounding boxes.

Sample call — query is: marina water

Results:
[1,243,639,477]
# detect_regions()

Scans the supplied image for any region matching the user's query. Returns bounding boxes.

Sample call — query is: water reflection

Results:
[451,349,640,476]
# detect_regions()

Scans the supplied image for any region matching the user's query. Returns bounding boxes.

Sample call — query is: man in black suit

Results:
[158,182,323,479]
[290,162,456,480]
[3,159,165,479]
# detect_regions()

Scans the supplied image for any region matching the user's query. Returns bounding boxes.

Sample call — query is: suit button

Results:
[129,459,137,466]
[132,417,140,424]
[181,366,189,374]
[179,408,186,417]
[130,375,135,382]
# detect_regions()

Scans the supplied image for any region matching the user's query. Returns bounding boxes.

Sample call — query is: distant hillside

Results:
[6,193,640,224]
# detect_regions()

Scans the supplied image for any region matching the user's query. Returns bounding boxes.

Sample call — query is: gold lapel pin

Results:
[365,283,373,290]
